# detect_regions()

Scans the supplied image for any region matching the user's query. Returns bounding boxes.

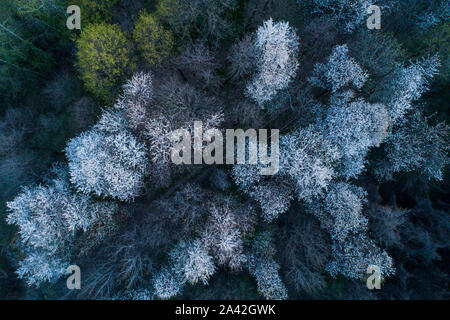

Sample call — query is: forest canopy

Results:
[0,0,449,300]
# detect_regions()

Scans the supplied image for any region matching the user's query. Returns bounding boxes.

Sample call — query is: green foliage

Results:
[76,23,135,102]
[133,10,173,66]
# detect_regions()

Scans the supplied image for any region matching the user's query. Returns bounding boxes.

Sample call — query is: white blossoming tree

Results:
[232,125,340,221]
[373,55,440,123]
[169,239,216,285]
[65,110,147,202]
[308,44,368,92]
[246,18,299,105]
[279,126,341,202]
[326,233,395,280]
[307,182,368,242]
[320,91,390,179]
[6,165,117,286]
[115,72,153,131]
[201,201,249,270]
[153,238,216,299]
[153,266,185,299]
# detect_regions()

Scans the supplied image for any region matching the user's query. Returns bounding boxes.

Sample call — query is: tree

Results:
[305,0,397,33]
[247,231,288,300]
[176,42,220,89]
[72,0,119,23]
[247,180,294,222]
[326,233,395,280]
[279,125,340,202]
[155,183,209,237]
[76,23,134,102]
[154,0,237,43]
[153,266,185,299]
[367,205,406,249]
[15,250,68,287]
[142,75,224,166]
[6,164,117,285]
[373,55,440,123]
[201,198,256,270]
[0,0,62,102]
[246,18,299,105]
[133,10,173,67]
[320,91,390,179]
[65,110,147,202]
[231,125,340,221]
[374,110,449,181]
[230,137,294,222]
[115,72,153,132]
[396,0,450,31]
[308,44,368,92]
[169,239,216,285]
[348,31,404,79]
[150,238,217,299]
[228,34,258,81]
[307,182,368,242]
[148,75,223,130]
[275,211,330,296]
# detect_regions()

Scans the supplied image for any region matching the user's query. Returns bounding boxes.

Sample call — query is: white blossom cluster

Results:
[153,238,216,299]
[308,182,368,242]
[201,201,248,270]
[6,165,117,285]
[304,180,395,280]
[153,266,186,299]
[308,44,368,92]
[231,126,340,221]
[375,55,440,123]
[115,72,153,130]
[65,112,147,202]
[320,91,389,179]
[169,239,216,286]
[326,233,395,279]
[280,126,340,202]
[248,180,294,222]
[246,18,299,105]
